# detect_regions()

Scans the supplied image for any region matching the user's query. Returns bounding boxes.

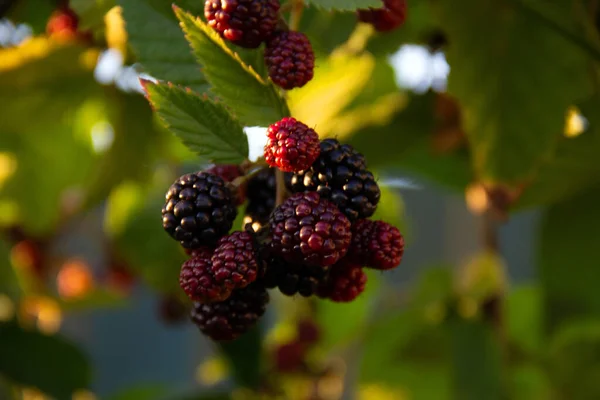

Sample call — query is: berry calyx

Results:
[211,231,259,290]
[349,219,404,270]
[162,171,237,249]
[204,0,280,48]
[190,283,269,341]
[286,139,381,221]
[269,192,352,267]
[179,256,232,303]
[357,0,407,32]
[264,31,315,90]
[317,259,367,302]
[264,118,321,173]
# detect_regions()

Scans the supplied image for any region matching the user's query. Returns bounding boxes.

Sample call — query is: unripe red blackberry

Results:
[245,168,276,226]
[349,219,404,270]
[204,0,280,48]
[262,256,329,296]
[274,341,306,372]
[269,192,352,267]
[264,118,320,172]
[317,259,367,302]
[180,256,232,303]
[204,164,245,205]
[286,139,381,221]
[211,231,259,290]
[162,172,237,249]
[357,0,407,32]
[190,283,269,341]
[264,31,315,90]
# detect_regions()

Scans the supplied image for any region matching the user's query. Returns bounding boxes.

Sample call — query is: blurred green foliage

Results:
[2,0,600,399]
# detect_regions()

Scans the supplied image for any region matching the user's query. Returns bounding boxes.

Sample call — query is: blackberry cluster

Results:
[286,139,381,221]
[157,0,409,341]
[203,0,315,90]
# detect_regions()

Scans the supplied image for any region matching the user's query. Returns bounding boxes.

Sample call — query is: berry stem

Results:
[275,169,287,206]
[289,0,304,31]
[231,165,268,188]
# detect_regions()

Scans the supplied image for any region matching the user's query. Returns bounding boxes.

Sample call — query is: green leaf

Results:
[449,318,505,400]
[57,288,128,312]
[299,8,357,56]
[506,285,542,355]
[548,320,600,399]
[143,81,249,164]
[175,7,289,126]
[435,0,592,184]
[120,0,209,93]
[0,321,91,399]
[316,270,381,350]
[538,184,600,333]
[288,51,375,138]
[305,0,380,12]
[6,0,54,34]
[218,324,262,389]
[517,97,600,209]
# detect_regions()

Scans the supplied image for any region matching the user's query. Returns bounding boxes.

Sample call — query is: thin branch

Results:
[289,0,304,31]
[275,169,287,206]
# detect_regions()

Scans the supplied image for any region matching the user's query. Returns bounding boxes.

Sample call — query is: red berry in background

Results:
[349,219,404,270]
[204,0,280,48]
[191,283,269,341]
[179,256,232,303]
[274,341,306,372]
[204,164,246,205]
[317,259,367,302]
[297,319,320,345]
[269,192,352,267]
[264,31,315,90]
[357,0,407,32]
[46,6,79,38]
[210,231,259,290]
[264,118,320,173]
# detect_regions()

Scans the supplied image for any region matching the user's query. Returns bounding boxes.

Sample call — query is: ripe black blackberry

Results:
[286,139,381,221]
[204,0,280,48]
[264,31,315,90]
[204,164,245,205]
[245,168,276,226]
[162,172,237,249]
[263,256,329,297]
[190,283,269,341]
[269,192,352,267]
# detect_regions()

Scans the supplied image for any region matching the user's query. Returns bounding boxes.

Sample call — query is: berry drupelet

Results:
[245,168,276,226]
[286,139,381,221]
[162,172,237,249]
[179,256,232,303]
[317,259,367,302]
[262,255,329,297]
